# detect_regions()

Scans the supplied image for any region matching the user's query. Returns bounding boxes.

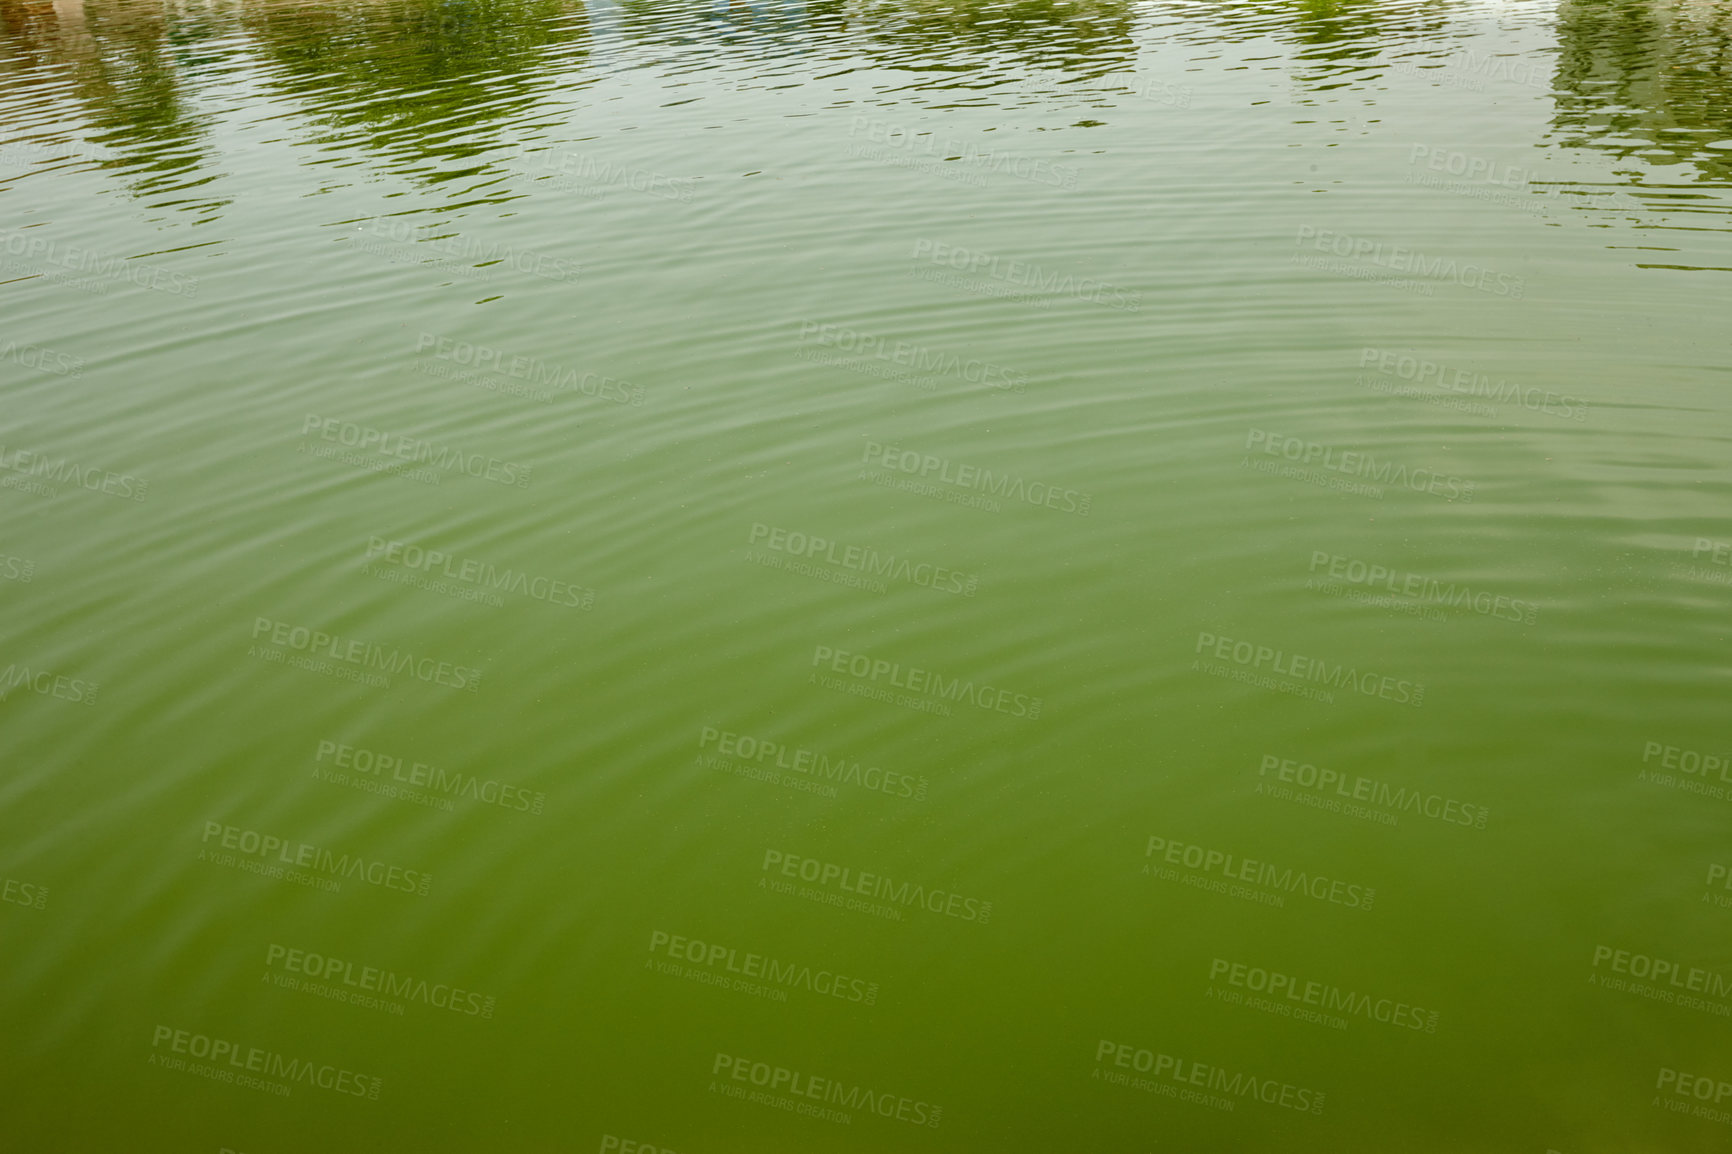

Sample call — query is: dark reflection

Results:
[1162,0,1462,81]
[600,0,1141,110]
[607,0,822,86]
[1549,0,1732,188]
[245,0,591,184]
[1276,0,1459,92]
[0,0,590,217]
[0,0,228,218]
[4,0,1730,225]
[835,0,1140,82]
[822,0,1467,113]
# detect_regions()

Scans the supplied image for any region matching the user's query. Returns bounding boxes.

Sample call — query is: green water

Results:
[2,0,1731,1149]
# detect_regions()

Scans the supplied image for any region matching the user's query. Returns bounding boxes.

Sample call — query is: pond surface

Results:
[2,0,1731,1148]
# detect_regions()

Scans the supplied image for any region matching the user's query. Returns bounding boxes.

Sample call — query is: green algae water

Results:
[3,0,1732,1149]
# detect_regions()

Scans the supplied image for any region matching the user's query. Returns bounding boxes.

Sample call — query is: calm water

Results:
[2,0,1731,1149]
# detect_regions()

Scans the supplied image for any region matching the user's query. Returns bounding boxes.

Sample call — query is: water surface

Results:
[3,0,1732,1149]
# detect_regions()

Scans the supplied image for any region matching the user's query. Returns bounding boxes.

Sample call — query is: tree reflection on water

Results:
[0,0,1726,222]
